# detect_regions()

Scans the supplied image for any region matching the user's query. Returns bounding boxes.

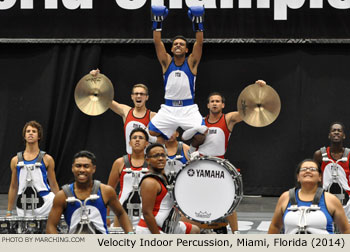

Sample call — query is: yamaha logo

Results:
[187,169,195,177]
[187,168,225,179]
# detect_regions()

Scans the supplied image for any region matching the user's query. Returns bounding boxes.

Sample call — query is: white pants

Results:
[149,104,203,139]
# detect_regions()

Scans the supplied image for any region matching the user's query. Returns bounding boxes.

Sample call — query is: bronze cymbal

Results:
[237,84,281,127]
[74,73,114,116]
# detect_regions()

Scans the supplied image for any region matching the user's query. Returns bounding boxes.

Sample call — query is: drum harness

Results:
[166,141,185,185]
[16,151,46,217]
[122,155,148,224]
[165,142,187,233]
[287,187,323,234]
[62,180,101,234]
[139,173,181,234]
[321,147,350,205]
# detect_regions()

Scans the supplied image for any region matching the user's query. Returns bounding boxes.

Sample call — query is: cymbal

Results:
[74,73,114,116]
[237,84,281,127]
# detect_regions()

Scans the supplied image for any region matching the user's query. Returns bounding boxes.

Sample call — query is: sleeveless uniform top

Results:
[138,176,173,231]
[17,152,50,196]
[321,147,350,194]
[63,183,108,234]
[165,142,187,176]
[283,189,333,234]
[198,114,231,158]
[119,154,147,205]
[164,58,196,103]
[124,108,151,154]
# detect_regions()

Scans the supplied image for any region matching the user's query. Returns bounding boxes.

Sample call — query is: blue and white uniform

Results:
[16,152,55,216]
[283,189,334,234]
[149,58,203,139]
[165,142,187,177]
[63,183,108,234]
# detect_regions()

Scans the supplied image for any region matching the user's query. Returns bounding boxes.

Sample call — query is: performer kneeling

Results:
[46,151,133,234]
[268,159,350,234]
[136,143,199,234]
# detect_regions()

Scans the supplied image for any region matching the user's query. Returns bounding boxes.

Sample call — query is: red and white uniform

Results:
[118,155,145,205]
[198,114,231,158]
[321,147,350,218]
[136,176,192,234]
[124,108,151,154]
[118,155,147,227]
[321,147,350,195]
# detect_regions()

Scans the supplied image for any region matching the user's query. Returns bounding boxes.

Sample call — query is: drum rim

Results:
[173,156,244,224]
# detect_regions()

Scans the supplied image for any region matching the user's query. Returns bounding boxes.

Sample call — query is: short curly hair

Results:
[22,120,43,143]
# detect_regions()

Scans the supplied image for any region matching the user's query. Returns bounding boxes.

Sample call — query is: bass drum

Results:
[173,156,243,223]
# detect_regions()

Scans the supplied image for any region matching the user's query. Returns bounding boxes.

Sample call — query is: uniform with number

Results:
[148,59,204,139]
[197,114,231,158]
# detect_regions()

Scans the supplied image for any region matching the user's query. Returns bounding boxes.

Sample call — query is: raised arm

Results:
[90,69,131,121]
[46,191,66,234]
[187,6,204,74]
[225,80,266,130]
[188,31,203,73]
[152,6,172,73]
[45,154,59,194]
[255,79,266,86]
[109,101,132,122]
[225,112,243,132]
[7,157,18,216]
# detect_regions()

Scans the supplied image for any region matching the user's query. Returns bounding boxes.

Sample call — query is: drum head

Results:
[174,158,238,223]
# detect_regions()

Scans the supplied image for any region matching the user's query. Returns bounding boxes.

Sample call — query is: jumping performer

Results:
[148,5,207,155]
